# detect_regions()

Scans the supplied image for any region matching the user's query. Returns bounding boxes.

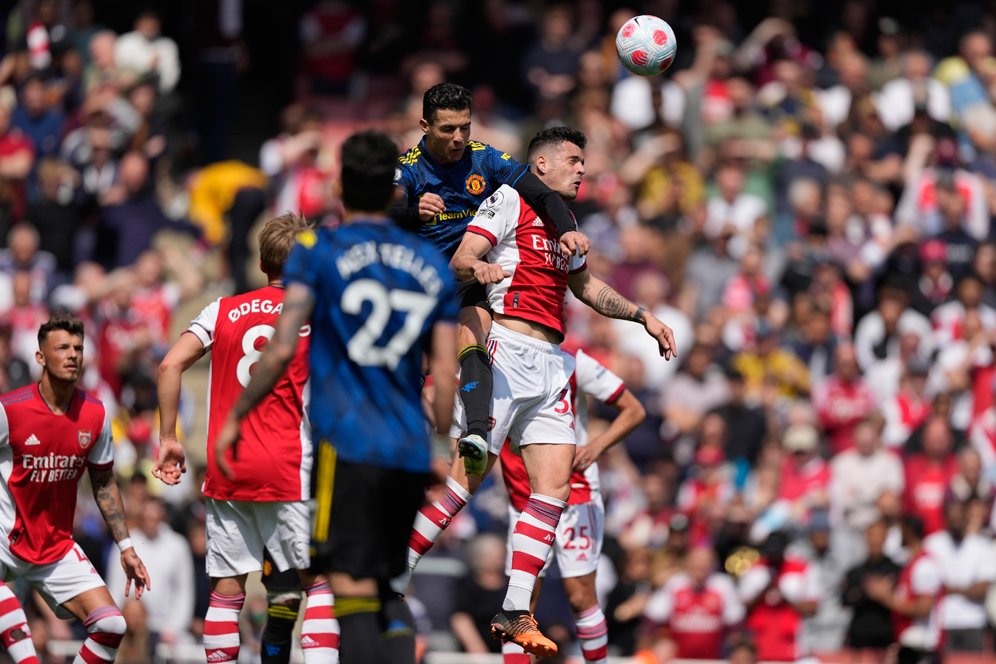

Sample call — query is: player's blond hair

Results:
[258,212,312,278]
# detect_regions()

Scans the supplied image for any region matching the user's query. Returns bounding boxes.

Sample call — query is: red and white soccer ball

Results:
[615,15,677,76]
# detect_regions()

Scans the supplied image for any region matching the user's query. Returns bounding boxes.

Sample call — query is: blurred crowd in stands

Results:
[5,0,996,662]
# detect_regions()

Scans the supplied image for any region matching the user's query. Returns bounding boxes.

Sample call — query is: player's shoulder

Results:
[480,183,520,210]
[76,389,107,416]
[0,385,35,408]
[398,143,423,167]
[470,140,512,160]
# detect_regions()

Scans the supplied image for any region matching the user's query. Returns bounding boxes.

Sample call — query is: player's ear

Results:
[419,118,429,134]
[534,155,547,176]
[34,349,45,370]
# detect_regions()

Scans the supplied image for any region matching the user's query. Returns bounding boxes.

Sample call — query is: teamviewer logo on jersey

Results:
[78,431,92,449]
[24,434,40,446]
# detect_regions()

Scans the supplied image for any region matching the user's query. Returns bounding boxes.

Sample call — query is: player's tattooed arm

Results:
[231,282,315,420]
[569,270,678,360]
[89,466,130,543]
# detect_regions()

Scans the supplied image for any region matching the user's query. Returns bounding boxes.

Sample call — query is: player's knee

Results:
[85,606,127,642]
[565,585,597,614]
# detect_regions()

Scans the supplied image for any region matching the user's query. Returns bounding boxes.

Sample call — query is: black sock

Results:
[458,345,492,439]
[380,591,416,664]
[260,601,299,664]
[336,596,387,663]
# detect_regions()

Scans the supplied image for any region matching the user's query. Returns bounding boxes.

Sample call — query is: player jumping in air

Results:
[0,314,150,664]
[499,348,646,664]
[215,129,459,664]
[406,126,676,656]
[154,214,339,664]
[393,83,590,472]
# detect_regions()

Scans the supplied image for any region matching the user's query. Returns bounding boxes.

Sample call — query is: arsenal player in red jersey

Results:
[154,214,338,664]
[0,315,150,664]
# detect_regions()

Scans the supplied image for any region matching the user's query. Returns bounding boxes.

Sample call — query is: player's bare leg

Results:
[491,443,573,658]
[61,586,127,664]
[456,305,494,474]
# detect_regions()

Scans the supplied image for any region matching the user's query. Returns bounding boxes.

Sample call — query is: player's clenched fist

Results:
[418,192,446,221]
[473,262,511,285]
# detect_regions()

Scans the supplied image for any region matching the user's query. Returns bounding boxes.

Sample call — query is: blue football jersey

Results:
[283,221,459,473]
[394,138,524,256]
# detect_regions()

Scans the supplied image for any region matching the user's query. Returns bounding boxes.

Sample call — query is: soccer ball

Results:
[615,15,677,76]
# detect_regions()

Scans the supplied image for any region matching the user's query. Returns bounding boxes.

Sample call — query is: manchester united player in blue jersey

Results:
[215,129,459,664]
[393,83,590,473]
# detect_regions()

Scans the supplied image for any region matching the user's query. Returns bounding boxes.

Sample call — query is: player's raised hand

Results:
[214,416,241,479]
[152,436,186,485]
[418,193,446,221]
[473,262,511,285]
[559,230,591,258]
[121,546,151,599]
[642,313,678,361]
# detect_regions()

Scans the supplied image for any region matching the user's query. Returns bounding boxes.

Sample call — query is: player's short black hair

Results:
[901,515,926,541]
[38,312,84,346]
[526,126,587,161]
[423,83,472,124]
[340,130,398,213]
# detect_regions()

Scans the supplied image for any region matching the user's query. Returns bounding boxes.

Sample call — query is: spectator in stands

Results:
[606,546,653,656]
[739,530,820,663]
[864,516,942,663]
[875,50,951,131]
[661,345,730,459]
[114,10,180,94]
[714,366,767,470]
[706,161,767,259]
[25,157,83,278]
[732,321,810,403]
[830,415,904,557]
[643,546,744,660]
[107,497,195,652]
[923,500,995,653]
[904,417,959,535]
[0,222,57,302]
[853,283,932,371]
[841,520,902,660]
[813,343,876,454]
[522,5,580,115]
[791,510,849,652]
[0,92,34,226]
[298,0,366,96]
[11,74,65,158]
[769,424,830,535]
[881,360,933,448]
[450,534,506,654]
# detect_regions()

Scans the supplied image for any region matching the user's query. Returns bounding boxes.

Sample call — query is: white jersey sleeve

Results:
[87,411,115,468]
[187,297,222,349]
[575,349,625,403]
[712,574,746,625]
[0,403,8,449]
[466,185,521,249]
[912,556,943,596]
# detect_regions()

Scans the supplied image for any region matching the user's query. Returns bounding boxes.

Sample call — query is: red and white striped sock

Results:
[502,640,531,663]
[73,606,126,664]
[0,586,38,664]
[575,605,608,664]
[503,494,565,611]
[301,581,339,663]
[407,477,470,569]
[204,592,245,663]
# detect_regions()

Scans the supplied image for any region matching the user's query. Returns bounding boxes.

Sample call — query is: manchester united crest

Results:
[465,173,486,195]
[78,431,92,449]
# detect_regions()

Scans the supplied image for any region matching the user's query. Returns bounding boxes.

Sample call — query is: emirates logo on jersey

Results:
[78,431,92,449]
[465,173,486,196]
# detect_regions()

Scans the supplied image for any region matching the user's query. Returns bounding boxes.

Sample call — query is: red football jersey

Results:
[187,285,311,502]
[500,349,623,509]
[893,550,942,649]
[467,185,586,338]
[645,573,744,659]
[903,455,957,535]
[0,385,113,565]
[741,558,819,662]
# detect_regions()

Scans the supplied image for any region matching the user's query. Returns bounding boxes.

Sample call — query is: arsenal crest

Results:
[78,431,92,449]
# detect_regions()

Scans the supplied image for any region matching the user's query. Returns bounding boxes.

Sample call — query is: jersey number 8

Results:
[341,279,436,369]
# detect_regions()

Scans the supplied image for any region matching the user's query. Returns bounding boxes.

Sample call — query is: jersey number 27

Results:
[342,279,436,369]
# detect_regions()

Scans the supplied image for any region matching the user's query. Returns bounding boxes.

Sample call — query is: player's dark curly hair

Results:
[340,130,398,212]
[526,126,587,160]
[38,312,85,346]
[423,83,472,124]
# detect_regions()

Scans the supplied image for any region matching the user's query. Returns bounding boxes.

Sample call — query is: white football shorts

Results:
[505,497,604,579]
[0,542,105,619]
[205,498,310,578]
[451,322,576,454]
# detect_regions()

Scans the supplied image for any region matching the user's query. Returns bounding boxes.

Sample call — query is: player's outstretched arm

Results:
[89,466,150,598]
[568,270,677,360]
[450,233,510,285]
[154,333,207,485]
[513,170,590,257]
[573,388,646,472]
[214,282,315,478]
